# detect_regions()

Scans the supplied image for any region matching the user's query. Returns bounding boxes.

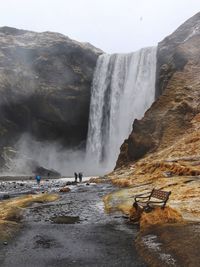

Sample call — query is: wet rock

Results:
[51,215,80,224]
[2,194,10,200]
[33,166,60,178]
[66,181,77,186]
[59,187,71,193]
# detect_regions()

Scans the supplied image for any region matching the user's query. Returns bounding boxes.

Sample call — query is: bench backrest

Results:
[150,189,171,201]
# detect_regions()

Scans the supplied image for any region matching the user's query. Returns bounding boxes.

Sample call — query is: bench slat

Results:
[151,189,170,200]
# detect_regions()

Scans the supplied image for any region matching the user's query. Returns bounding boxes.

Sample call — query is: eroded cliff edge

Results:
[0,27,102,168]
[116,12,200,168]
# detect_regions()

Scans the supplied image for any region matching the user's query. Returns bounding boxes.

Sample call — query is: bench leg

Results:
[133,201,139,210]
[130,203,143,223]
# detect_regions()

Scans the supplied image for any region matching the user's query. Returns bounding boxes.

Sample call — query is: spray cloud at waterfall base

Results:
[3,134,88,177]
[86,47,157,174]
[4,134,106,177]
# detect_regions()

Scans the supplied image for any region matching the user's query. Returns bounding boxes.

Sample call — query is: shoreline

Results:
[0,179,145,266]
[101,175,200,266]
[0,176,66,181]
[0,176,93,182]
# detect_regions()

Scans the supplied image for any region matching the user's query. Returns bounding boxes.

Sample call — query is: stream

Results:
[0,178,146,267]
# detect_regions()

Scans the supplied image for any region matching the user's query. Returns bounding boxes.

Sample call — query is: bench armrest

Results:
[134,195,151,202]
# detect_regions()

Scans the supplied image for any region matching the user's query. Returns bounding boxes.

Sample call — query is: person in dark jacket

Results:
[78,172,83,183]
[74,172,78,182]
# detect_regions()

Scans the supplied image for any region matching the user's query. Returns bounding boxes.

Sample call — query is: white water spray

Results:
[86,47,157,174]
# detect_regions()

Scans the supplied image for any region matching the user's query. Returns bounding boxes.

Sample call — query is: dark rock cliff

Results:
[155,12,200,97]
[116,12,200,168]
[0,27,102,161]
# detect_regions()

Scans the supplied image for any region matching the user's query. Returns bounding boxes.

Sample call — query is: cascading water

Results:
[86,47,157,174]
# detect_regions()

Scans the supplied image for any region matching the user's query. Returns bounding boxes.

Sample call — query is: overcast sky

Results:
[0,0,200,53]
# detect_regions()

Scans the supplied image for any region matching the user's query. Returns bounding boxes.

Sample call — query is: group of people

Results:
[35,172,83,185]
[74,172,83,183]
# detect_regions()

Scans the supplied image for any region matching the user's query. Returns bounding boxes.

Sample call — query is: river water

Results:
[0,178,146,267]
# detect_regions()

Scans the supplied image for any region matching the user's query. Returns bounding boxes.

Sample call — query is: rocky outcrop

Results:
[156,12,200,97]
[33,166,60,177]
[116,12,200,168]
[0,27,102,167]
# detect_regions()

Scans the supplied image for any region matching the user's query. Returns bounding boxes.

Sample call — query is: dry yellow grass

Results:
[0,193,59,240]
[104,122,200,226]
[139,207,183,230]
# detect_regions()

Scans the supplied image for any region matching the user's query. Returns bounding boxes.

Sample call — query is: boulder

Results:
[33,166,60,177]
[59,187,71,193]
[1,147,61,176]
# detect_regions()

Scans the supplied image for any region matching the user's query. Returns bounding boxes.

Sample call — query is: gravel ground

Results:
[0,180,146,267]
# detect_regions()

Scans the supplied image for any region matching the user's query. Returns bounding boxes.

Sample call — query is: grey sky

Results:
[0,0,200,53]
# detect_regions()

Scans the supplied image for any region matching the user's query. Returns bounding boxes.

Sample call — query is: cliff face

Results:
[116,12,200,168]
[156,12,200,97]
[0,27,102,158]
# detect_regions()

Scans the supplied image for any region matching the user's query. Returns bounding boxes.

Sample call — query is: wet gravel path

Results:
[0,180,146,267]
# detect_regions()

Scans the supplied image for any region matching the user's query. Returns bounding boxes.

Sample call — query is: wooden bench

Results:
[133,188,171,212]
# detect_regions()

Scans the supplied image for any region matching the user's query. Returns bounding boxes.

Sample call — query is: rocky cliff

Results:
[0,27,102,168]
[116,12,200,168]
[156,12,200,97]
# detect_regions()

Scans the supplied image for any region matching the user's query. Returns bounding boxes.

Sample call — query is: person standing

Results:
[78,172,83,183]
[35,175,41,185]
[74,172,78,182]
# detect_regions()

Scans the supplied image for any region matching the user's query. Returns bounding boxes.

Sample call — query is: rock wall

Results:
[116,12,200,168]
[0,27,102,165]
[156,12,200,98]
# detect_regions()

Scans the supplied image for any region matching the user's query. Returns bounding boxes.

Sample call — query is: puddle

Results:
[33,235,59,249]
[51,215,80,224]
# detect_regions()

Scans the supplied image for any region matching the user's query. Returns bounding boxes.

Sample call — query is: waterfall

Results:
[86,47,157,174]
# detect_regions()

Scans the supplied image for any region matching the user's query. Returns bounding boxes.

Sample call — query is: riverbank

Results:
[102,173,200,266]
[0,179,146,266]
[0,193,59,242]
[100,126,200,266]
[0,175,89,181]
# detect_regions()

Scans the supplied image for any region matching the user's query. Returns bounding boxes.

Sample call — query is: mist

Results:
[4,134,106,177]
